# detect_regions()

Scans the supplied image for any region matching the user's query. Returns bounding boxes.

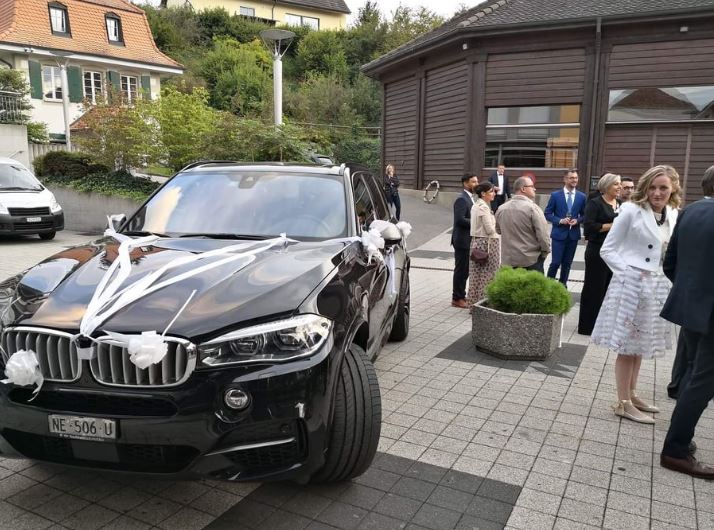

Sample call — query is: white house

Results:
[0,0,183,138]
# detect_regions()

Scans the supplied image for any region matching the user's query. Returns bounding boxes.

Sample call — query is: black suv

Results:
[0,162,410,483]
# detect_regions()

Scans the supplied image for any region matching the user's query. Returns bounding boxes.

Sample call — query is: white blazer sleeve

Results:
[600,204,633,275]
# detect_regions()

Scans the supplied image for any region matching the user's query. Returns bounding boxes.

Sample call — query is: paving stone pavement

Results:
[1,229,713,530]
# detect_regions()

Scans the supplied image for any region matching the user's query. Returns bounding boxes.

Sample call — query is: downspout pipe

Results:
[585,17,602,185]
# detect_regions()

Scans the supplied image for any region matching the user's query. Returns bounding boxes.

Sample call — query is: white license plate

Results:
[26,217,42,222]
[48,415,117,441]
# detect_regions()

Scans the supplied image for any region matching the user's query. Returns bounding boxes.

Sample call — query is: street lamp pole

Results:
[259,29,295,127]
[49,50,73,150]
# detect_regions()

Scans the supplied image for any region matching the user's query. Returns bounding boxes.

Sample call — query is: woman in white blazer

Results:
[592,165,681,424]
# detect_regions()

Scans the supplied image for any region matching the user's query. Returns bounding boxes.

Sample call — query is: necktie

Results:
[566,192,573,212]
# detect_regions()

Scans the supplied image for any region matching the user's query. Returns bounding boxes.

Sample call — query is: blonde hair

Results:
[385,164,395,175]
[597,172,621,194]
[631,165,682,209]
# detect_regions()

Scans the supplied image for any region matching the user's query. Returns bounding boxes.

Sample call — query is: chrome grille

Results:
[1,328,81,382]
[90,337,196,388]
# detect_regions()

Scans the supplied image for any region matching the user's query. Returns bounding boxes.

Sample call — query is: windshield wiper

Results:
[120,230,171,238]
[177,233,269,240]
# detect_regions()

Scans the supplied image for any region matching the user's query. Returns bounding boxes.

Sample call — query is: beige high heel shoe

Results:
[631,394,660,413]
[613,400,655,424]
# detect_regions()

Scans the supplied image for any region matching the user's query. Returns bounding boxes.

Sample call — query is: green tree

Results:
[284,73,360,127]
[156,86,218,170]
[0,68,33,123]
[381,5,444,53]
[295,30,349,81]
[342,2,387,80]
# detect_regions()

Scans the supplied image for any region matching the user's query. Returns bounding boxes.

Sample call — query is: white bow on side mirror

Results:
[370,219,402,246]
[107,213,127,232]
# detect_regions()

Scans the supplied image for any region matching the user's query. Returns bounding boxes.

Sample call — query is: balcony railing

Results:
[0,90,26,124]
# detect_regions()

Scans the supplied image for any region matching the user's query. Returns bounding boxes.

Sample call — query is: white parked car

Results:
[0,157,64,240]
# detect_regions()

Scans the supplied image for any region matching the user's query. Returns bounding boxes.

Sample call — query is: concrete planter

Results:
[48,185,142,233]
[471,299,563,361]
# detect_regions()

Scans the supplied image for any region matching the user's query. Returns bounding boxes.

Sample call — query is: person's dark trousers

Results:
[578,243,612,335]
[524,255,545,274]
[491,194,506,213]
[452,247,470,300]
[547,237,578,284]
[388,192,401,221]
[668,328,699,399]
[662,326,714,459]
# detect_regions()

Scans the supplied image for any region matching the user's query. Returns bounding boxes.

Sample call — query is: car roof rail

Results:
[177,160,237,172]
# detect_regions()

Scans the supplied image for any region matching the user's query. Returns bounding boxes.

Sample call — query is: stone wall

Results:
[48,185,142,233]
[0,124,30,168]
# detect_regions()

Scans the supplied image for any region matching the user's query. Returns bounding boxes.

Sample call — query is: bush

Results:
[334,134,380,170]
[38,168,160,202]
[485,267,571,315]
[33,151,108,182]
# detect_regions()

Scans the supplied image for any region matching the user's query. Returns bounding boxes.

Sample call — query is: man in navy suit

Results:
[660,166,714,479]
[451,174,479,308]
[489,164,511,212]
[544,169,587,285]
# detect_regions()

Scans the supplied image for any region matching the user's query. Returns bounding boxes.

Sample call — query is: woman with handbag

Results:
[468,182,501,305]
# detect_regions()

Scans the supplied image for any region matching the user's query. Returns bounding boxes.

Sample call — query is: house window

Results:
[485,105,580,168]
[285,13,319,29]
[120,75,138,103]
[239,6,255,16]
[48,3,70,35]
[106,14,123,43]
[42,65,62,101]
[608,86,714,123]
[83,71,103,104]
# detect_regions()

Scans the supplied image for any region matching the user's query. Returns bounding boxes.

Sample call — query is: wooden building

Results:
[362,0,714,202]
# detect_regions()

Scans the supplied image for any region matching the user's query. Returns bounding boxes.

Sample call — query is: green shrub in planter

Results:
[33,151,108,182]
[485,267,571,316]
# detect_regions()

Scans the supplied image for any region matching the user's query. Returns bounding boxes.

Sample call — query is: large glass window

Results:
[106,15,123,43]
[120,75,138,103]
[285,13,319,29]
[239,6,255,16]
[42,66,62,101]
[485,105,580,168]
[608,86,714,122]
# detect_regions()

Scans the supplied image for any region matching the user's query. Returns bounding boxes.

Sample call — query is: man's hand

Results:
[568,218,578,226]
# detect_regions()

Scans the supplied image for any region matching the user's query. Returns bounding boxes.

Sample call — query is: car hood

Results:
[0,188,53,207]
[10,237,349,339]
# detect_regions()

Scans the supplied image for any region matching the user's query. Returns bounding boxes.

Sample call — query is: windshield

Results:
[125,170,348,240]
[0,163,42,191]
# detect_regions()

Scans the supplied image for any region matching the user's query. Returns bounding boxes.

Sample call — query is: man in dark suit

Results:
[544,169,587,285]
[451,173,479,308]
[488,164,510,212]
[660,166,714,479]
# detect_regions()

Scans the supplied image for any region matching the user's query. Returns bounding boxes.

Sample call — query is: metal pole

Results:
[273,53,282,126]
[59,63,72,150]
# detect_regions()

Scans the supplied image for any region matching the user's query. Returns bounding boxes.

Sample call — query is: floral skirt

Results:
[468,237,501,305]
[591,266,673,358]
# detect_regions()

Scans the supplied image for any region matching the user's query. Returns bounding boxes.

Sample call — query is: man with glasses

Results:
[620,177,635,202]
[495,176,551,273]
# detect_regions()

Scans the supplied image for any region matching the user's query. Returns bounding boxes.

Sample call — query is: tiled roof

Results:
[363,0,714,73]
[0,0,182,70]
[278,0,350,15]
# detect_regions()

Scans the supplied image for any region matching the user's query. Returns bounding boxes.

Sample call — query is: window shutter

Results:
[140,75,151,99]
[67,66,83,103]
[29,61,43,99]
[107,70,120,101]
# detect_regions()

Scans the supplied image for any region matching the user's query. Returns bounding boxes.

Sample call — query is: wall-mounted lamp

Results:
[680,25,689,32]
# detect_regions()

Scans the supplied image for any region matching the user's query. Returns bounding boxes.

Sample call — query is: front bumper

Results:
[0,344,337,483]
[0,211,64,235]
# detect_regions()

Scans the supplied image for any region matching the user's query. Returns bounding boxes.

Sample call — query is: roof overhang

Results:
[0,42,184,74]
[276,0,350,15]
[362,6,714,77]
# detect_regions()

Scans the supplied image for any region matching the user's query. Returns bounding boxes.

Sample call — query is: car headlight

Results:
[198,314,332,366]
[49,194,62,213]
[0,202,8,215]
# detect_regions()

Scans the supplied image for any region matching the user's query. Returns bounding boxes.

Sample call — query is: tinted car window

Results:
[127,171,347,240]
[353,176,376,232]
[364,174,390,221]
[0,163,42,191]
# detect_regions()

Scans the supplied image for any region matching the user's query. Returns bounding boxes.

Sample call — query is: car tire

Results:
[39,231,56,240]
[310,343,381,483]
[388,272,410,342]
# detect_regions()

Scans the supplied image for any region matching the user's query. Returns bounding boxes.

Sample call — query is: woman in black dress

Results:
[383,164,401,220]
[578,173,622,335]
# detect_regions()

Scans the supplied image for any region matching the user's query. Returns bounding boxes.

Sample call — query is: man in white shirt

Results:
[488,164,511,212]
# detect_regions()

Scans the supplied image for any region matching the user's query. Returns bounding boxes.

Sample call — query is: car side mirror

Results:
[107,213,126,232]
[379,223,402,247]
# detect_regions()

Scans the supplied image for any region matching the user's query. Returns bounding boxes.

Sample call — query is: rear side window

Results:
[365,174,390,221]
[352,176,376,232]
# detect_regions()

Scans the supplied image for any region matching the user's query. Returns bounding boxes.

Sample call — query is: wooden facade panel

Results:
[485,48,585,106]
[383,77,418,188]
[609,39,714,88]
[686,126,714,202]
[422,63,468,187]
[602,127,653,177]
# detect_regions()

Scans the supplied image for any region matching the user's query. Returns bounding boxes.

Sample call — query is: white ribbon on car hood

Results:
[75,225,292,368]
[1,349,44,397]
